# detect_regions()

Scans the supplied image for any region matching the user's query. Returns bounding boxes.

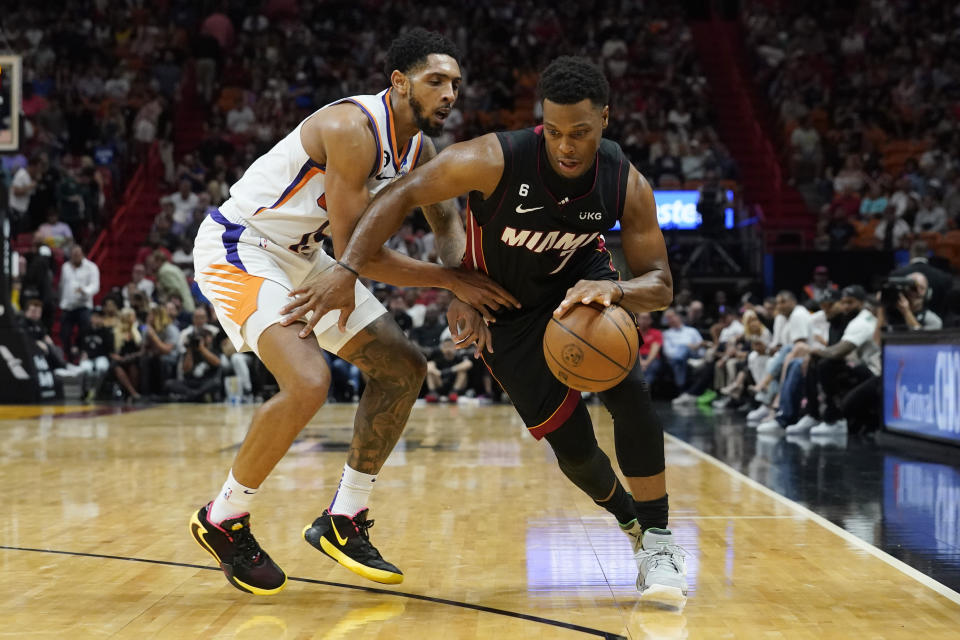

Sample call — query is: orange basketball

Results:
[542,303,639,392]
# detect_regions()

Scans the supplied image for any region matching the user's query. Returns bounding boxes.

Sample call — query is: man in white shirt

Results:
[748,290,811,424]
[8,156,42,233]
[167,179,199,230]
[59,245,101,359]
[662,308,706,397]
[780,285,880,436]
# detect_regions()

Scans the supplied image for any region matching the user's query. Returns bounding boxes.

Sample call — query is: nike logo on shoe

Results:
[331,520,349,546]
[515,204,543,213]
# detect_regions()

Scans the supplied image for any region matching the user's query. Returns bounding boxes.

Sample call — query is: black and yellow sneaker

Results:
[189,503,287,595]
[302,509,403,584]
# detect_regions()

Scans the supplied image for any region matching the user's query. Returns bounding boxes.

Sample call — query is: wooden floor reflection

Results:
[2,401,959,639]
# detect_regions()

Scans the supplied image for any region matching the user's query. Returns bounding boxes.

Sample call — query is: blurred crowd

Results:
[744,0,960,261]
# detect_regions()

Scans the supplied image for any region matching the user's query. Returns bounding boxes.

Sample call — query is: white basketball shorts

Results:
[193,209,386,357]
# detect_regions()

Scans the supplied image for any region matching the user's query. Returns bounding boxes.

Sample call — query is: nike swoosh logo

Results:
[515,205,543,213]
[243,489,256,494]
[330,520,349,546]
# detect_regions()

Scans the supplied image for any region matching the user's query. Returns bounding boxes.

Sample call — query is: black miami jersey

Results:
[464,126,630,315]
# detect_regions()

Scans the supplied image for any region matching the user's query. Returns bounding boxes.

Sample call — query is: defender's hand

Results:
[554,279,623,318]
[446,298,492,358]
[280,264,357,337]
[448,268,520,322]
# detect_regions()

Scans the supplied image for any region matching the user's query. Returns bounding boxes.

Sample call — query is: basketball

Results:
[542,303,639,392]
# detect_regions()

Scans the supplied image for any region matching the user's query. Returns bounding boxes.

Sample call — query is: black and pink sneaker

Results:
[189,503,286,595]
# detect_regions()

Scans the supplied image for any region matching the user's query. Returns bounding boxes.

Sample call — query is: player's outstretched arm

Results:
[552,167,673,318]
[416,137,466,267]
[340,134,505,275]
[616,167,674,312]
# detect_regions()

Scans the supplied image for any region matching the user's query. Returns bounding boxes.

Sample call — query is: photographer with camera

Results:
[879,272,943,331]
[164,327,223,402]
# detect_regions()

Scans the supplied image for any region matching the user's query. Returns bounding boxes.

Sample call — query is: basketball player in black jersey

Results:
[284,56,688,606]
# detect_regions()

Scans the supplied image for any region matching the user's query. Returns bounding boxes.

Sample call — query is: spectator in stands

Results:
[165,294,193,330]
[425,338,473,403]
[35,209,74,250]
[168,180,199,233]
[818,207,857,251]
[164,328,222,402]
[325,353,364,402]
[747,290,811,425]
[139,304,179,397]
[78,308,114,401]
[136,231,174,266]
[890,241,953,315]
[874,206,912,251]
[150,250,195,313]
[410,304,446,355]
[913,195,948,233]
[387,293,413,335]
[110,308,143,401]
[859,182,889,218]
[21,242,56,330]
[799,285,882,435]
[790,115,822,180]
[123,263,156,306]
[403,288,427,328]
[59,245,100,360]
[8,155,42,234]
[637,312,663,385]
[19,298,71,374]
[663,308,707,397]
[802,266,838,303]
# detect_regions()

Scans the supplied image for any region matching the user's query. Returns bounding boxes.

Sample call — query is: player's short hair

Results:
[384,28,459,77]
[539,56,610,108]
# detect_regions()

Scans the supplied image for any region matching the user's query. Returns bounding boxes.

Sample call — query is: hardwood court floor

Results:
[2,401,960,639]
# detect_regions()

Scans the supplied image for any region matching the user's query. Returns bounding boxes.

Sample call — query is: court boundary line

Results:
[0,545,627,639]
[665,433,960,606]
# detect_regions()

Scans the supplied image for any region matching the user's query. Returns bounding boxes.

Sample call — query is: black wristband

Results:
[336,260,360,277]
[612,280,625,303]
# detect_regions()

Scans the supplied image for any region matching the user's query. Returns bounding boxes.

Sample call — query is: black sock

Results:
[595,482,637,525]
[634,494,669,531]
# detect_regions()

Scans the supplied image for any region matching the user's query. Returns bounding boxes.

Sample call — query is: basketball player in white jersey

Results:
[188,28,519,595]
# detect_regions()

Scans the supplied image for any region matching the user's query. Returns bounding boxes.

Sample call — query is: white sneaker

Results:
[810,419,848,435]
[636,528,688,608]
[756,419,783,433]
[746,406,772,425]
[671,393,697,406]
[711,396,733,409]
[746,405,769,422]
[785,415,819,435]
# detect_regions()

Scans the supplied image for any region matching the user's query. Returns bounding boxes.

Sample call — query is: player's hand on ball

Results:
[554,280,624,318]
[446,298,493,358]
[280,263,357,337]
[447,268,521,321]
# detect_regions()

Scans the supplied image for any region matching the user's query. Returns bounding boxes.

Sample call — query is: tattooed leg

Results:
[337,315,427,474]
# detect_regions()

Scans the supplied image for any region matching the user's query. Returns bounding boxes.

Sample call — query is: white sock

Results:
[329,464,377,516]
[208,469,258,524]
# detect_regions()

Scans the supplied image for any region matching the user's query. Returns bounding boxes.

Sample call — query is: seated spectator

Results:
[110,308,143,401]
[164,328,223,402]
[166,295,193,330]
[35,209,74,250]
[803,266,838,303]
[387,293,413,335]
[425,338,473,402]
[168,179,199,231]
[122,263,156,307]
[663,308,707,400]
[139,305,180,397]
[913,195,948,233]
[172,237,195,278]
[325,353,363,402]
[637,312,663,385]
[874,206,912,251]
[410,304,445,355]
[150,250,196,313]
[18,298,71,374]
[859,182,889,218]
[799,285,882,435]
[77,308,114,401]
[715,310,772,406]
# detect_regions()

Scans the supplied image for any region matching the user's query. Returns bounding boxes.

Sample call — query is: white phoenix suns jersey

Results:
[218,88,425,258]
